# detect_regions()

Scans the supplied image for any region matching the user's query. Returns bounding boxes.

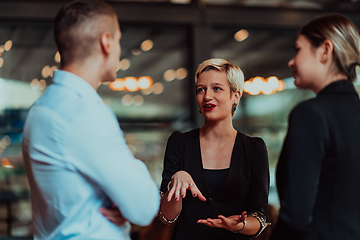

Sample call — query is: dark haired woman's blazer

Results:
[160,128,269,240]
[271,80,360,240]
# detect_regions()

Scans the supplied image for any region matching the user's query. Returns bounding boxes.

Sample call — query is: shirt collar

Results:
[317,79,359,97]
[52,70,102,103]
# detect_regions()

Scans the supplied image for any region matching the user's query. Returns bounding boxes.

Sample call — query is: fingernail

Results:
[167,198,170,201]
[193,193,196,197]
[175,197,178,201]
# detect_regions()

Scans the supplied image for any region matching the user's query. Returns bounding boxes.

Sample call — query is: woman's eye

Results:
[214,87,222,91]
[197,88,204,93]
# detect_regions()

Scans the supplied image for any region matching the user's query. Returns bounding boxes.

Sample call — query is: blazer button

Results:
[206,198,213,205]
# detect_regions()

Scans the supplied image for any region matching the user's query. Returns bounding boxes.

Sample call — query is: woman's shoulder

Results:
[237,132,268,166]
[289,98,327,126]
[237,131,266,148]
[291,97,324,115]
[168,128,199,141]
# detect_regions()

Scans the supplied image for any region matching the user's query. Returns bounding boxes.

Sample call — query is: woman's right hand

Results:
[167,170,206,202]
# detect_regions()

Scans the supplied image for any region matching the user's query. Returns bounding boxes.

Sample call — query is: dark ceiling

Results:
[0,0,359,120]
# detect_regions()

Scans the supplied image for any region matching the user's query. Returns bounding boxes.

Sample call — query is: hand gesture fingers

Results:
[198,214,245,232]
[189,183,206,201]
[239,211,247,221]
[166,178,188,201]
[174,180,182,201]
[180,182,188,198]
[198,215,235,230]
[166,181,176,201]
[206,218,224,228]
[167,171,200,201]
[218,215,245,232]
[197,218,223,228]
[218,215,235,229]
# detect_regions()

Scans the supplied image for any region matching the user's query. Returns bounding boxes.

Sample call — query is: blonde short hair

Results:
[195,58,244,95]
[300,14,360,82]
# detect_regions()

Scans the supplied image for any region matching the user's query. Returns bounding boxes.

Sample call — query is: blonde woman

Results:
[269,14,360,240]
[158,59,270,240]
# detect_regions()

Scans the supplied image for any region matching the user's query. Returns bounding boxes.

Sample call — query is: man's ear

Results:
[100,31,111,55]
[319,39,334,64]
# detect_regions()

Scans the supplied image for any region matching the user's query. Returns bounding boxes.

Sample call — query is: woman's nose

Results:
[288,58,294,68]
[205,91,213,100]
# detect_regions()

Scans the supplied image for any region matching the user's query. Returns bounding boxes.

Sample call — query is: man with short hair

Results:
[22,1,159,239]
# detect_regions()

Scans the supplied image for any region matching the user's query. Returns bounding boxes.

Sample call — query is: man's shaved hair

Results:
[54,0,117,66]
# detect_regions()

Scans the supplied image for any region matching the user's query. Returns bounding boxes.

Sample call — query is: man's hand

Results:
[99,204,128,226]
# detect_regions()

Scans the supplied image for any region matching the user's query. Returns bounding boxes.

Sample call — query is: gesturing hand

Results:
[99,204,128,226]
[197,211,247,232]
[167,170,206,202]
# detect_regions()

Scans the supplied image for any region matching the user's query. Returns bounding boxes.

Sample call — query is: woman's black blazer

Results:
[271,80,360,240]
[160,128,269,240]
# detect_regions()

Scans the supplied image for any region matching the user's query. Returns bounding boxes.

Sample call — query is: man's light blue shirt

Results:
[22,70,159,240]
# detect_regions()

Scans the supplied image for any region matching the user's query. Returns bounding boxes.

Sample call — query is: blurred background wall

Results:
[0,0,360,238]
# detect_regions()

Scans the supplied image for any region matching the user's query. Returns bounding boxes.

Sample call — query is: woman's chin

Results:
[203,115,230,122]
[293,77,303,88]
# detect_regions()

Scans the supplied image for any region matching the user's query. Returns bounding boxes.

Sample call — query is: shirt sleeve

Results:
[159,131,182,193]
[245,137,270,216]
[271,102,328,239]
[65,103,159,227]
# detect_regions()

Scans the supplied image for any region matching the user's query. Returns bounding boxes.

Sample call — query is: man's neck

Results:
[61,59,102,91]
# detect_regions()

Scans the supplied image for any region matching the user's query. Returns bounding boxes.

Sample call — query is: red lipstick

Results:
[204,104,216,111]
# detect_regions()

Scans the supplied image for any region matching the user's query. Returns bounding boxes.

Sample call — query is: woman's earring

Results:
[199,110,201,114]
[232,103,237,112]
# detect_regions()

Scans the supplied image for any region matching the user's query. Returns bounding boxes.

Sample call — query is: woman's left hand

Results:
[197,211,247,232]
[99,204,128,226]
